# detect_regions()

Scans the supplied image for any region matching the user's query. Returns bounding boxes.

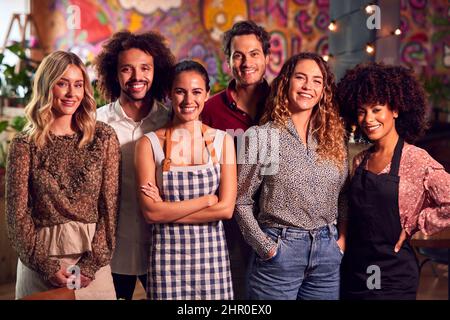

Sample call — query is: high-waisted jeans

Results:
[249,224,343,300]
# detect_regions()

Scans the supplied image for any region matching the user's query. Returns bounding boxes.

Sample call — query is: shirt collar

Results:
[225,78,270,119]
[113,99,170,124]
[286,117,318,150]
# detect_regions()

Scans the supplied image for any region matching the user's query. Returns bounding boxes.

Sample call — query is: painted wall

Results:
[399,0,450,113]
[35,0,330,92]
[400,0,450,72]
[30,0,449,97]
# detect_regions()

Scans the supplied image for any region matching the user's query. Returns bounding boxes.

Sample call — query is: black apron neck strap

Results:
[359,146,374,169]
[389,137,404,176]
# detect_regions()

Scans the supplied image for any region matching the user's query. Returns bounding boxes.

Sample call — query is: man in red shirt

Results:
[201,20,271,299]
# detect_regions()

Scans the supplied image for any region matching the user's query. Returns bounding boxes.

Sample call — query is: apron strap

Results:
[162,124,218,172]
[388,137,404,176]
[359,146,373,169]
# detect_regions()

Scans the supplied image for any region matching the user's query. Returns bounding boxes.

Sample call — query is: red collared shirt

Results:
[201,79,269,132]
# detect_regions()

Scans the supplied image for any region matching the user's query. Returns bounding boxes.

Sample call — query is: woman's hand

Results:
[207,194,219,207]
[263,245,278,261]
[394,229,407,253]
[49,267,70,287]
[140,182,163,202]
[79,274,92,288]
[336,236,346,254]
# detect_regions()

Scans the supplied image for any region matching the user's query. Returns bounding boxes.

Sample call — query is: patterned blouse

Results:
[235,119,348,258]
[6,121,120,280]
[353,142,450,236]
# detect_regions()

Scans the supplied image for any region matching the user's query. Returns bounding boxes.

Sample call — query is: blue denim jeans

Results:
[248,224,343,300]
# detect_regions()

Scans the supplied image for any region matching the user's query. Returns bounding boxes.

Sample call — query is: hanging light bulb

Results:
[394,28,402,36]
[366,43,375,54]
[365,4,376,14]
[322,54,330,62]
[328,21,337,31]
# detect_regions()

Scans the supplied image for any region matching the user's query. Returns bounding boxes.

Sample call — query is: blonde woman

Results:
[235,52,348,300]
[6,51,120,300]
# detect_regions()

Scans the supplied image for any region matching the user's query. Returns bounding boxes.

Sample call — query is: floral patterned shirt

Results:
[6,121,120,280]
[353,142,450,236]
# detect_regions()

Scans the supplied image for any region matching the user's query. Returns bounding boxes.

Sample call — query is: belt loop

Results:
[281,228,287,240]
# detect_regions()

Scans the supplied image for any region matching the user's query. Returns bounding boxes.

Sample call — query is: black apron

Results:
[342,138,419,300]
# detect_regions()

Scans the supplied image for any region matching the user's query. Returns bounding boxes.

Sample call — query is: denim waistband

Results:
[263,223,338,239]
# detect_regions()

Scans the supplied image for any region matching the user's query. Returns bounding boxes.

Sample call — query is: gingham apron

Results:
[146,125,233,300]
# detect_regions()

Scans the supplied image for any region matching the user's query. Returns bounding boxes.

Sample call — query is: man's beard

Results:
[121,88,151,102]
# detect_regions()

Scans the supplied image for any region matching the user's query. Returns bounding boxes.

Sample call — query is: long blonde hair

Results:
[260,52,347,170]
[24,51,96,148]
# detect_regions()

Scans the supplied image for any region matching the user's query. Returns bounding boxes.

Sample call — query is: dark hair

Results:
[222,20,271,59]
[94,30,175,102]
[169,60,210,92]
[337,62,428,143]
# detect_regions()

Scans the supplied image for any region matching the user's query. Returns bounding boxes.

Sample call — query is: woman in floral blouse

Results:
[337,62,450,299]
[6,51,120,300]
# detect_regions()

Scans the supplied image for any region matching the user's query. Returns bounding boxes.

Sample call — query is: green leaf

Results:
[6,43,27,59]
[0,120,9,132]
[10,116,27,132]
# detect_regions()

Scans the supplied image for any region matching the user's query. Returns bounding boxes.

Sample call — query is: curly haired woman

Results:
[6,51,120,299]
[337,63,450,300]
[235,52,348,300]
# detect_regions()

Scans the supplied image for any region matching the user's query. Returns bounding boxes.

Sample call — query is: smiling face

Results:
[117,48,154,102]
[357,104,399,143]
[171,70,210,123]
[287,59,324,115]
[52,64,84,118]
[229,34,269,87]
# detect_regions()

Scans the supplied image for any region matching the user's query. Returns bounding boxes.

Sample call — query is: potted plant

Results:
[0,42,37,108]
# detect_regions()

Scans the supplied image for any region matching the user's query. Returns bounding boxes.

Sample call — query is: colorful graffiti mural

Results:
[400,0,450,71]
[47,0,448,102]
[400,0,450,113]
[49,0,330,92]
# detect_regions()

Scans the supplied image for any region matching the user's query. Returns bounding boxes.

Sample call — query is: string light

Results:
[327,4,402,60]
[365,43,375,54]
[365,4,376,14]
[328,21,337,31]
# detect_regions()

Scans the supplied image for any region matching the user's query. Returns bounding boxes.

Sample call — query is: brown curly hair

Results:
[94,30,175,102]
[260,52,347,170]
[336,62,428,143]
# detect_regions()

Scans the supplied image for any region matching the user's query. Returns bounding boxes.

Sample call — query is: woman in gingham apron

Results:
[135,60,236,300]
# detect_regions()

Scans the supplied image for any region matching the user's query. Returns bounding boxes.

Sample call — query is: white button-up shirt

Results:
[97,100,171,275]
